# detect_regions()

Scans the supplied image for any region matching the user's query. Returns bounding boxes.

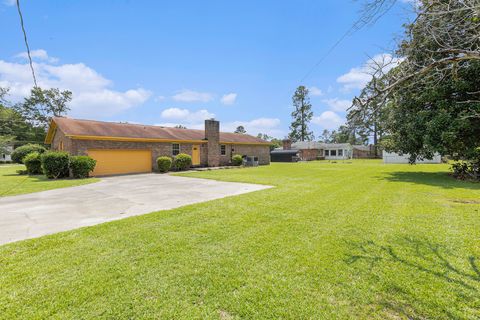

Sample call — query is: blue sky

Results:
[0,0,414,137]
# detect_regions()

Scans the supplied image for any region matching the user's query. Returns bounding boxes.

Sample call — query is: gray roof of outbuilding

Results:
[320,143,352,149]
[270,149,299,154]
[291,141,323,149]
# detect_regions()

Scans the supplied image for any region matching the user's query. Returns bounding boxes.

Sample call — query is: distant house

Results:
[271,140,376,162]
[352,145,375,159]
[383,151,442,164]
[322,143,352,160]
[1,146,13,162]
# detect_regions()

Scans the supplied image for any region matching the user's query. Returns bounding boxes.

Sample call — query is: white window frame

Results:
[220,144,226,156]
[338,149,343,156]
[330,149,337,156]
[172,143,180,156]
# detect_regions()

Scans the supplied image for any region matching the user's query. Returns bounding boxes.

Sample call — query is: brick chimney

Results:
[205,119,220,167]
[282,139,292,150]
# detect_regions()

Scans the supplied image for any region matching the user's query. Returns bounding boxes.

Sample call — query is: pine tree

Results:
[289,86,314,142]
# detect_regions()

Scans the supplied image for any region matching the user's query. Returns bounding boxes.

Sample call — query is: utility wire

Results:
[299,0,397,83]
[16,0,38,88]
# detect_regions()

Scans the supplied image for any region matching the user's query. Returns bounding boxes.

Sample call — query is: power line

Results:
[299,0,398,83]
[16,0,38,88]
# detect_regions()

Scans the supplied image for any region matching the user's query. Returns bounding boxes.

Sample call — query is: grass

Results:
[0,165,99,197]
[1,160,479,319]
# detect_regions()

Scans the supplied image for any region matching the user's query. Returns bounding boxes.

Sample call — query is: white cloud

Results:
[160,107,215,124]
[15,49,59,63]
[157,112,282,137]
[3,0,16,6]
[172,89,213,103]
[312,111,344,130]
[337,53,403,91]
[154,95,165,102]
[0,50,151,117]
[308,86,323,96]
[322,98,352,112]
[220,93,237,105]
[222,118,282,137]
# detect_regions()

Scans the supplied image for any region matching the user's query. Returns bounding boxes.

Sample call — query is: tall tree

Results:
[289,86,314,142]
[0,87,46,145]
[14,87,72,130]
[234,126,246,134]
[353,0,480,164]
[319,129,332,143]
[349,77,387,156]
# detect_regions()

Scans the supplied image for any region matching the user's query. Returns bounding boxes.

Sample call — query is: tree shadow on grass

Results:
[345,237,480,318]
[381,171,480,190]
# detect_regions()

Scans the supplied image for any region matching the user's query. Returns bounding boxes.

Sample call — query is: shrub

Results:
[173,153,192,171]
[23,152,43,175]
[232,154,243,166]
[156,156,172,173]
[41,151,70,179]
[70,156,96,178]
[11,144,46,164]
[451,147,480,181]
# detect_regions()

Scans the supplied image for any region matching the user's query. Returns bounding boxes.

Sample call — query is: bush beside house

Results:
[232,154,243,166]
[41,151,71,179]
[174,153,192,171]
[23,152,43,175]
[70,156,97,178]
[157,156,172,173]
[11,144,46,164]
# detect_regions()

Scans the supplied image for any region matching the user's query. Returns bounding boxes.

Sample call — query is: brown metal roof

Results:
[47,117,270,144]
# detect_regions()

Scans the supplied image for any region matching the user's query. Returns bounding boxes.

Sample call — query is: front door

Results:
[192,145,200,166]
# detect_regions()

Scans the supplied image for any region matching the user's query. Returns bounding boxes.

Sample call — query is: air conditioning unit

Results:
[243,156,259,167]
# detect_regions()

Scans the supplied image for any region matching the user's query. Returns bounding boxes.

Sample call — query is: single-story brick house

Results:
[45,117,270,176]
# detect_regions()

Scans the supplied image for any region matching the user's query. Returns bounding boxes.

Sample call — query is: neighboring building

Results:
[352,145,377,159]
[45,117,270,176]
[1,146,13,162]
[322,143,352,160]
[383,151,442,164]
[271,140,373,162]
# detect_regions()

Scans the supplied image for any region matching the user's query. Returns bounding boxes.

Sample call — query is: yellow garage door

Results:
[87,149,152,176]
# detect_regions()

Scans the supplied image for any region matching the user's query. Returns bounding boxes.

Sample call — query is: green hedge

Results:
[174,153,192,171]
[156,156,172,173]
[11,144,46,164]
[41,151,70,179]
[70,156,96,178]
[232,154,243,166]
[23,152,43,175]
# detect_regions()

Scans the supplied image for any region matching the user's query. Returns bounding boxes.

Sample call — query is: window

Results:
[59,141,64,151]
[220,145,226,156]
[338,149,343,156]
[325,150,329,156]
[330,150,337,156]
[172,143,180,156]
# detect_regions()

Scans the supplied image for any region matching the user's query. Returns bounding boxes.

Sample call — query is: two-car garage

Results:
[87,149,152,176]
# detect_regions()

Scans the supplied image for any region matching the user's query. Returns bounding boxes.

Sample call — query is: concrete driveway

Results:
[0,173,271,245]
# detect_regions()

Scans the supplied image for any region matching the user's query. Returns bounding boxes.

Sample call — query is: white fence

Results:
[383,151,442,164]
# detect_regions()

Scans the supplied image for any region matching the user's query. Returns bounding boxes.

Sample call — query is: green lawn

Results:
[0,165,99,197]
[1,161,479,319]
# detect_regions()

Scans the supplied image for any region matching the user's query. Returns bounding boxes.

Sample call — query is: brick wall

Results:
[230,144,271,165]
[70,139,208,170]
[51,129,73,152]
[205,119,220,166]
[299,149,320,161]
